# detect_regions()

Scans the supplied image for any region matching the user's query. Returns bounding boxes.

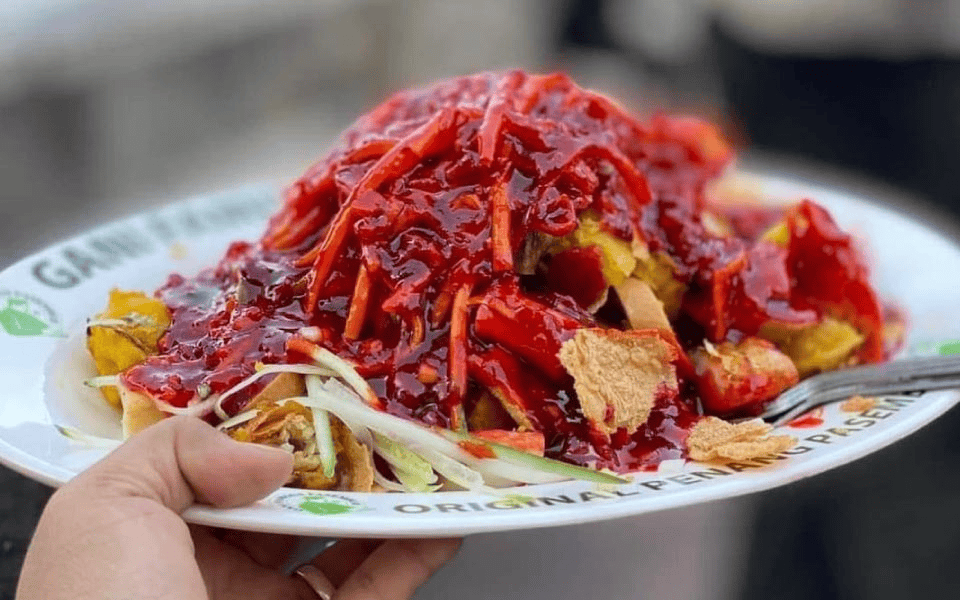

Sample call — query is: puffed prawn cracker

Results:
[559,328,678,435]
[244,371,306,410]
[331,417,374,492]
[687,416,796,462]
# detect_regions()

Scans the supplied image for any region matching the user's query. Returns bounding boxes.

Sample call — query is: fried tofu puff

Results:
[86,289,170,409]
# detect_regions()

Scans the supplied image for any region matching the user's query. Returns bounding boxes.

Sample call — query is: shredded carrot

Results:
[458,440,496,459]
[452,193,482,210]
[268,206,323,250]
[490,178,513,272]
[341,139,396,164]
[343,263,372,340]
[448,284,472,422]
[300,109,463,311]
[517,72,568,112]
[410,315,425,347]
[479,101,506,164]
[485,69,525,122]
[303,204,354,310]
[430,291,452,327]
[361,108,458,196]
[430,274,464,326]
[263,172,335,249]
[285,337,384,410]
[286,337,321,360]
[417,364,439,385]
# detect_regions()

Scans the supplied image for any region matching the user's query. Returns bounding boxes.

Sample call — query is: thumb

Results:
[72,415,293,512]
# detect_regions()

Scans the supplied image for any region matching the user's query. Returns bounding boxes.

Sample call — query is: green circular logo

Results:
[300,498,355,515]
[0,291,63,337]
[273,492,367,516]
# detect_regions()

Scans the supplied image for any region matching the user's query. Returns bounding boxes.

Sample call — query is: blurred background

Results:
[3,1,960,598]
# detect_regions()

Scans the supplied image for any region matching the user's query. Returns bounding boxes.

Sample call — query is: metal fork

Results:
[755,354,960,427]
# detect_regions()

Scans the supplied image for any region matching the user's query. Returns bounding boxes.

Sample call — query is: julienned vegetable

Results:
[83,70,901,493]
[113,359,628,492]
[304,375,337,478]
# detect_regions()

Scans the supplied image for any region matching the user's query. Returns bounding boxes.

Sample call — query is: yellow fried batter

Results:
[86,289,170,408]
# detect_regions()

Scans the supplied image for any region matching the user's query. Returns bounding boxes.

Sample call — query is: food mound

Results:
[85,71,898,493]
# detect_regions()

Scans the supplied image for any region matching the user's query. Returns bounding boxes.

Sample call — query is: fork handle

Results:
[810,373,960,407]
[812,354,960,390]
[767,355,960,427]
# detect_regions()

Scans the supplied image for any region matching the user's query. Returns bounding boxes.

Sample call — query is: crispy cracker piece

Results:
[119,386,166,438]
[245,371,307,411]
[232,399,339,490]
[227,373,374,491]
[290,446,338,490]
[331,418,374,492]
[687,416,796,462]
[614,278,672,331]
[841,395,877,413]
[559,328,679,435]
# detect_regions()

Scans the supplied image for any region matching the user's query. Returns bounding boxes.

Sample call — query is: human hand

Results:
[17,416,461,599]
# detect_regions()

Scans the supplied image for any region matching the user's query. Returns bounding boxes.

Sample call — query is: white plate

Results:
[1,175,958,538]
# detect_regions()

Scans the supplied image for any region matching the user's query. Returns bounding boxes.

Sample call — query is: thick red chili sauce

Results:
[122,71,887,472]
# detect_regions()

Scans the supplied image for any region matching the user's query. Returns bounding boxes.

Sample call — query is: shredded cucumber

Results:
[305,375,338,478]
[291,390,630,488]
[440,430,629,485]
[373,433,441,493]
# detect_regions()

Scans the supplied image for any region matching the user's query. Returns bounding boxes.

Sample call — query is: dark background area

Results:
[3,1,960,598]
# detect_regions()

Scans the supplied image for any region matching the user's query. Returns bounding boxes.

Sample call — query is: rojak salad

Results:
[84,71,902,493]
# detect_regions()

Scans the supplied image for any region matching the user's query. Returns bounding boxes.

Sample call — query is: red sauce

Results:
[121,71,888,472]
[715,204,786,241]
[788,408,826,429]
[125,243,310,413]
